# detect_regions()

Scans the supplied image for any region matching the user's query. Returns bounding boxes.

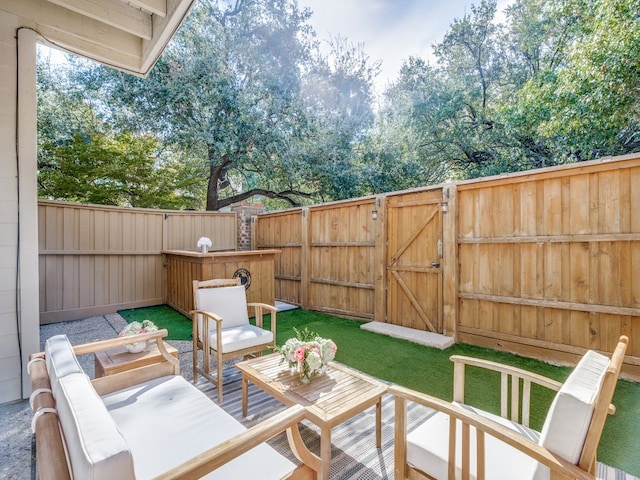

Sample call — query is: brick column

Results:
[230,202,264,251]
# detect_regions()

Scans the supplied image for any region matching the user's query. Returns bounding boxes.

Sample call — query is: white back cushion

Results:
[537,350,609,465]
[56,373,135,480]
[45,335,84,395]
[195,285,250,332]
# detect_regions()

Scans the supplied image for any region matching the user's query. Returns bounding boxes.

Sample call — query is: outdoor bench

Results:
[28,330,318,479]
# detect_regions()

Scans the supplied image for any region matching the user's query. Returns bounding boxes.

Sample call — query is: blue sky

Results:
[299,0,513,92]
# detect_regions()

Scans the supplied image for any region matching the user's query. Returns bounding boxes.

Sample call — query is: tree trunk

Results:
[206,162,219,211]
[206,150,232,211]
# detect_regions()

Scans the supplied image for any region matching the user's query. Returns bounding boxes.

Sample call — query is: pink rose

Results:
[294,347,306,362]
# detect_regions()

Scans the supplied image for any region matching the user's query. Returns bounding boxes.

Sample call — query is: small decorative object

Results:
[197,236,212,253]
[119,319,158,353]
[275,327,337,384]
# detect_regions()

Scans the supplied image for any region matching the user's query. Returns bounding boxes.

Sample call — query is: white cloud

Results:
[299,0,514,92]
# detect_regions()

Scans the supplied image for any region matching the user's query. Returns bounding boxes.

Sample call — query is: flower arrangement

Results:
[119,320,158,353]
[119,319,158,337]
[275,327,337,383]
[197,236,212,253]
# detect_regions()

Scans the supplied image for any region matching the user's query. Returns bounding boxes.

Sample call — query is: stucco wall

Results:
[0,12,22,403]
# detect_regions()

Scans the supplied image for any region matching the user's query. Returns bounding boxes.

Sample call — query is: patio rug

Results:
[198,367,638,480]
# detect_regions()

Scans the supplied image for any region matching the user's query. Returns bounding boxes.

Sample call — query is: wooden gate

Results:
[386,190,443,332]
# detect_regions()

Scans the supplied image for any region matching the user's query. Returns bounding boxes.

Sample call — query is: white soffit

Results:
[1,0,196,76]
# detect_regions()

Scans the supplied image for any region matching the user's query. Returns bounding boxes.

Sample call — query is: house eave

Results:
[1,0,195,77]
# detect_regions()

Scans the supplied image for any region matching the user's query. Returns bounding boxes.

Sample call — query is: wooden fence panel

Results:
[308,199,377,319]
[253,209,303,306]
[38,201,236,323]
[457,156,640,376]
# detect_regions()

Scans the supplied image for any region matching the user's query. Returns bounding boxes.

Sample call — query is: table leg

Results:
[376,396,382,448]
[320,426,332,480]
[242,374,248,417]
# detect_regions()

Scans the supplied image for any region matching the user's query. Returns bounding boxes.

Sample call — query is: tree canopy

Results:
[37,0,640,210]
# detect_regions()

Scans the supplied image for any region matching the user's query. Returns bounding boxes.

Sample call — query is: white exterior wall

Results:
[0,13,40,403]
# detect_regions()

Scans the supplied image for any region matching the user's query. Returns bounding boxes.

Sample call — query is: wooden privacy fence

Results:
[38,200,236,323]
[254,153,640,378]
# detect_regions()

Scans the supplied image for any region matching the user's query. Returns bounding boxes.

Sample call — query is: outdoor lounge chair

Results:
[390,336,628,480]
[192,278,277,402]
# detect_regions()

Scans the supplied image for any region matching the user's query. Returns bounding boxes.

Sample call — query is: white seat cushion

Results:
[407,402,542,480]
[195,285,250,336]
[102,375,296,479]
[209,324,274,354]
[45,335,84,395]
[56,373,135,480]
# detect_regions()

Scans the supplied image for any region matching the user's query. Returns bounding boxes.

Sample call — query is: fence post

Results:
[442,184,458,338]
[300,207,310,309]
[373,195,387,322]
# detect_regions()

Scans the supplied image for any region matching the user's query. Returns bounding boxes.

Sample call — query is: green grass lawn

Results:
[119,305,640,476]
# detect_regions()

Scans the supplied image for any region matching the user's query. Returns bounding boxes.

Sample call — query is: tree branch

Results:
[214,188,315,210]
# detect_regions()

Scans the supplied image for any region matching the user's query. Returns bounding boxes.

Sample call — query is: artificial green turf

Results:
[118,305,192,341]
[120,305,640,476]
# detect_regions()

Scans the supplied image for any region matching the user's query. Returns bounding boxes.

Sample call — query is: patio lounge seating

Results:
[29,330,317,480]
[192,278,277,402]
[390,336,628,480]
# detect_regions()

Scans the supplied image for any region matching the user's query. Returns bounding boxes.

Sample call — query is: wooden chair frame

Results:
[391,336,628,480]
[191,278,278,403]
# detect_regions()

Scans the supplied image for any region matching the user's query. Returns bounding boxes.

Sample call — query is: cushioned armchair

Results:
[390,336,628,480]
[192,278,277,402]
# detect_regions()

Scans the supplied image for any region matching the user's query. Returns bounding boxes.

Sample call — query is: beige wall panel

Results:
[38,201,235,323]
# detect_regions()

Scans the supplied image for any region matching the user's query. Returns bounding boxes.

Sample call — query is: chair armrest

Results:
[189,309,223,324]
[450,355,563,427]
[389,384,593,480]
[72,329,171,356]
[247,302,278,313]
[247,303,277,334]
[153,404,320,480]
[190,309,225,357]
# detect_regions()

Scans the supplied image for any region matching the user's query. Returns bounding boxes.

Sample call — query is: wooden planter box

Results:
[163,249,280,316]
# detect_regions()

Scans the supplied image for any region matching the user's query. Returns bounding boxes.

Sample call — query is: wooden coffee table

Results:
[235,353,387,480]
